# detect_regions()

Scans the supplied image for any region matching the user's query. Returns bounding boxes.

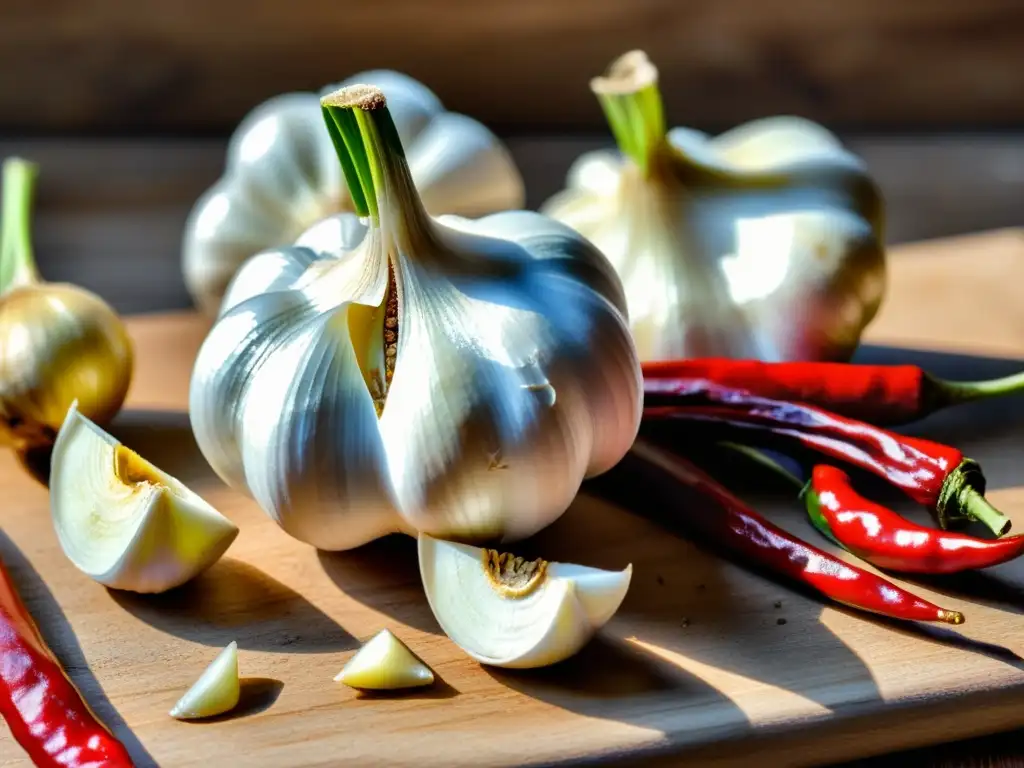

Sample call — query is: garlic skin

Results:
[182,70,525,314]
[189,85,642,552]
[335,629,435,690]
[418,534,632,669]
[542,51,886,363]
[170,642,241,720]
[51,403,239,594]
[0,158,133,449]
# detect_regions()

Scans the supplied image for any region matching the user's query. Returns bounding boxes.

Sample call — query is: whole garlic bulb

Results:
[0,158,133,449]
[182,70,525,314]
[542,51,886,363]
[189,85,642,551]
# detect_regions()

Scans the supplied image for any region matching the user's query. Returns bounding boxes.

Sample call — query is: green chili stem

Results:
[960,486,1011,537]
[591,51,666,176]
[721,441,803,487]
[0,157,41,293]
[321,85,419,228]
[931,371,1024,408]
[722,442,847,545]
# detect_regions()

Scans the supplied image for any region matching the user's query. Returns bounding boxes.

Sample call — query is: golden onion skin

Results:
[0,282,133,448]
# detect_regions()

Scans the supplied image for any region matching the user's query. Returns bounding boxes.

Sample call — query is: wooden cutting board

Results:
[3,229,1024,768]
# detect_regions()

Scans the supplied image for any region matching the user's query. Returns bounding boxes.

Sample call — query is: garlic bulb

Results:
[0,158,133,449]
[170,642,240,720]
[182,70,525,314]
[418,534,631,669]
[542,51,886,363]
[189,84,641,552]
[335,629,435,690]
[51,403,239,594]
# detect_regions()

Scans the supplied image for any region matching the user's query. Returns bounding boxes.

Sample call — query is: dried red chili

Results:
[632,441,964,624]
[643,358,1024,426]
[642,379,1010,537]
[0,557,134,767]
[804,465,1024,574]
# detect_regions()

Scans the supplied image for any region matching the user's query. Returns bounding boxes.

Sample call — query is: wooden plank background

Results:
[2,0,1024,134]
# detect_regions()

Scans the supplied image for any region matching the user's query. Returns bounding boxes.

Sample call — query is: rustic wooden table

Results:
[1,134,1023,767]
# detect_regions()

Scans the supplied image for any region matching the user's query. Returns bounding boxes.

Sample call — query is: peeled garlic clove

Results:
[50,403,239,594]
[170,642,241,720]
[418,534,632,669]
[335,629,435,690]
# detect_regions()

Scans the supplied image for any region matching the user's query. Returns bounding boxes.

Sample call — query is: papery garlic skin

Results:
[418,534,631,669]
[182,70,525,314]
[0,158,132,448]
[170,642,240,720]
[335,629,435,690]
[542,51,886,363]
[51,403,238,594]
[189,86,642,552]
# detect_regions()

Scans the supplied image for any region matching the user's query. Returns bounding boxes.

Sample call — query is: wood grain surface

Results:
[2,231,1024,767]
[3,1,1024,134]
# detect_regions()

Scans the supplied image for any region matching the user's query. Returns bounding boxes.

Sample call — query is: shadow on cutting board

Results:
[483,633,752,741]
[318,536,444,636]
[109,557,358,653]
[100,410,358,654]
[0,528,159,767]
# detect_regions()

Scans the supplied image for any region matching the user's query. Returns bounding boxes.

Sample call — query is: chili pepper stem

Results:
[0,157,41,294]
[928,371,1024,409]
[960,486,1012,537]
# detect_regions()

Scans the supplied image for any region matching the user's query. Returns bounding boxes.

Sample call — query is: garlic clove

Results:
[418,534,632,669]
[218,246,323,318]
[335,629,435,690]
[170,642,241,720]
[51,403,239,594]
[689,116,845,170]
[407,113,525,219]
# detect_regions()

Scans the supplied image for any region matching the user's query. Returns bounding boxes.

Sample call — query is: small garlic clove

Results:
[335,629,435,690]
[50,403,239,594]
[418,534,632,669]
[170,641,241,720]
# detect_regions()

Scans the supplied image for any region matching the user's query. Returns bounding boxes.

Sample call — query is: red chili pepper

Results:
[642,379,1010,537]
[0,558,134,767]
[632,441,964,624]
[643,358,1024,426]
[804,465,1024,574]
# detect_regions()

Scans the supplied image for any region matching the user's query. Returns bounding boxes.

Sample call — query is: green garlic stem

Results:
[321,85,423,229]
[932,370,1024,408]
[591,51,666,176]
[0,157,41,293]
[960,486,1011,537]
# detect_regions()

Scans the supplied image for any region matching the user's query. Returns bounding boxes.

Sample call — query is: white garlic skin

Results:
[542,117,886,363]
[189,212,642,551]
[182,70,525,314]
